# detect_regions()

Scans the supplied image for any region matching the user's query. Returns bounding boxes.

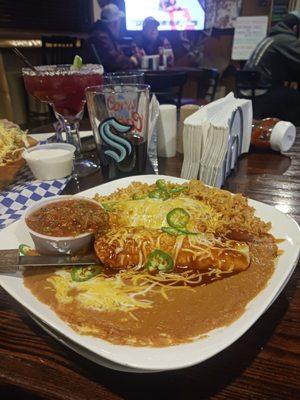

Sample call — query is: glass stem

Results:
[64,121,82,159]
[53,120,64,142]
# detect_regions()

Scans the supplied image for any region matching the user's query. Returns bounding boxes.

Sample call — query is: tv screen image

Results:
[125,0,205,31]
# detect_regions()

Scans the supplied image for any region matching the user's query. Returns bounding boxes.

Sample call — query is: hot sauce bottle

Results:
[251,118,296,152]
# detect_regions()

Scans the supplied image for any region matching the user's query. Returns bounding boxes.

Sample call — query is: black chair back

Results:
[196,68,219,102]
[42,36,79,65]
[235,70,271,103]
[144,71,188,107]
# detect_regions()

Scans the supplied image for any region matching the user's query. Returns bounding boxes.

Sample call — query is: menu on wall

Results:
[232,16,269,60]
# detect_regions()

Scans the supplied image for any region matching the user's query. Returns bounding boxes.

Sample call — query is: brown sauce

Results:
[23,238,276,347]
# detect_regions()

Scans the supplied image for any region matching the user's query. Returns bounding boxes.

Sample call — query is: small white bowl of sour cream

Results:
[23,143,76,180]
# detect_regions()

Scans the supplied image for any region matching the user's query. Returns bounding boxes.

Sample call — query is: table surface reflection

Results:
[0,127,299,400]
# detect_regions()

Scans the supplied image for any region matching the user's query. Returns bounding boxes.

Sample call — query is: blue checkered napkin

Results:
[0,167,70,230]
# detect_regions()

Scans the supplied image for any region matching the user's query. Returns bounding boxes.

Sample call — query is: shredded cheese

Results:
[0,120,28,165]
[46,264,234,314]
[47,269,153,313]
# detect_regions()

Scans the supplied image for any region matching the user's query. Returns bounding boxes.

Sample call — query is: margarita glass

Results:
[23,64,104,176]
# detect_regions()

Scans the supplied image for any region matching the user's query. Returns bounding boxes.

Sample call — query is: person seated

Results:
[134,17,174,66]
[175,31,206,67]
[244,11,300,125]
[86,3,140,72]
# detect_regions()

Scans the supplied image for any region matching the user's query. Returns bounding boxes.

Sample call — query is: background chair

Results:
[235,70,271,104]
[144,71,188,108]
[195,68,219,103]
[181,68,219,106]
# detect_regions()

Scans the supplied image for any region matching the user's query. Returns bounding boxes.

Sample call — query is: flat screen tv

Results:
[124,0,205,31]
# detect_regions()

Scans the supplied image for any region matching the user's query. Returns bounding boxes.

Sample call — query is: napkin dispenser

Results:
[181,95,252,188]
[216,107,244,187]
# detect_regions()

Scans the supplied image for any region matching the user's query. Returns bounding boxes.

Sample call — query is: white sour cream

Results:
[27,149,71,160]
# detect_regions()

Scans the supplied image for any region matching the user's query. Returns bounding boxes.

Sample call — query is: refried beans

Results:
[23,238,276,347]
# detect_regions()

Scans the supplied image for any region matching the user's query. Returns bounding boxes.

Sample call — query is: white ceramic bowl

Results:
[23,143,76,180]
[23,195,103,255]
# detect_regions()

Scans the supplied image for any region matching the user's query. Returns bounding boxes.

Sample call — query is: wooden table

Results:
[0,131,299,399]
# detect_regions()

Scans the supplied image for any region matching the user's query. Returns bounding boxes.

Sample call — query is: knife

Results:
[0,249,99,274]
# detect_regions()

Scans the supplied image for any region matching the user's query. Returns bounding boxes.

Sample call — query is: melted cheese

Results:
[47,270,153,313]
[108,197,221,232]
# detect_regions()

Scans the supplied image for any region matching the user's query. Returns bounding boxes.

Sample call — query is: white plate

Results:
[28,312,156,373]
[30,130,93,142]
[0,175,299,372]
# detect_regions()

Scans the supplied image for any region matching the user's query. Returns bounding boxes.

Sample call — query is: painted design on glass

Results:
[99,117,132,163]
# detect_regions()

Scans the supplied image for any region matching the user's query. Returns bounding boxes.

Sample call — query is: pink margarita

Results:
[23,64,103,122]
[23,64,104,177]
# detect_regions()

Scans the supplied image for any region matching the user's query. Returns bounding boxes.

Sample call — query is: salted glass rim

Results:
[85,84,150,95]
[104,71,144,78]
[22,64,104,76]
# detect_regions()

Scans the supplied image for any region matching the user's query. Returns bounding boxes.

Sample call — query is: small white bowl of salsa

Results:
[23,195,107,255]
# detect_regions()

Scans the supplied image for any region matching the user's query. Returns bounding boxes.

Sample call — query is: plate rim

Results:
[30,130,93,142]
[27,311,161,373]
[0,174,299,371]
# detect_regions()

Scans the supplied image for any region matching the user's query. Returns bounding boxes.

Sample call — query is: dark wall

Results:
[0,0,93,32]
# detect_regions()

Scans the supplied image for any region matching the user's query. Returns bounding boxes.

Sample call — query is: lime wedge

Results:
[72,55,83,70]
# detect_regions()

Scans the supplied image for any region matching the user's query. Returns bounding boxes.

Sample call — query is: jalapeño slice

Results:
[161,227,180,236]
[148,189,170,200]
[145,249,174,273]
[167,208,190,229]
[19,244,32,256]
[132,193,147,200]
[71,265,102,282]
[156,179,168,191]
[177,228,198,235]
[162,227,198,236]
[169,185,188,194]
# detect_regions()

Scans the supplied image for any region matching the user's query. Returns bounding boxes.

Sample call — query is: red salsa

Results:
[26,199,107,237]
